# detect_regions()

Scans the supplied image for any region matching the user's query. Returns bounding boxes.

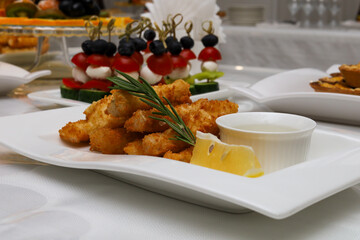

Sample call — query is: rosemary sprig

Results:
[108,71,196,146]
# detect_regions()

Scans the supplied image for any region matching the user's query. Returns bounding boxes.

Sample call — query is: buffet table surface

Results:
[220,25,360,71]
[1,70,360,239]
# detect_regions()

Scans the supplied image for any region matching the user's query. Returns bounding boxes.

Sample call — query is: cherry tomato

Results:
[180,49,196,61]
[71,52,89,71]
[132,51,144,66]
[156,77,166,85]
[171,55,188,68]
[62,78,83,89]
[112,55,140,72]
[198,47,222,62]
[82,79,113,92]
[87,54,111,67]
[147,53,173,76]
[109,56,115,66]
[143,41,152,53]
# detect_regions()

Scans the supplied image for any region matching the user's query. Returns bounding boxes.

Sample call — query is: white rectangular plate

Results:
[0,106,360,219]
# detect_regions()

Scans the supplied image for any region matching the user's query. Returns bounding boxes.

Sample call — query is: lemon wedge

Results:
[190,131,264,177]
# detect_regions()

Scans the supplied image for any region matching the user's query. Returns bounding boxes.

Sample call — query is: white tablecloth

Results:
[1,73,360,239]
[220,26,360,71]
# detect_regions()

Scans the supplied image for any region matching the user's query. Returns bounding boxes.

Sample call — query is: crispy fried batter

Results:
[59,79,240,161]
[59,120,89,143]
[123,139,144,155]
[59,95,127,143]
[124,99,239,133]
[125,129,189,156]
[124,108,169,133]
[60,81,192,144]
[107,80,192,118]
[89,128,142,154]
[84,95,127,129]
[163,147,194,163]
[125,100,239,156]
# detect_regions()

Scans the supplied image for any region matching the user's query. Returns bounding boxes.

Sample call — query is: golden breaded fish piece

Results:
[127,129,189,156]
[59,119,89,143]
[124,99,239,133]
[59,95,127,143]
[89,128,142,154]
[163,147,194,163]
[124,108,170,133]
[107,80,192,118]
[125,100,239,156]
[123,139,144,155]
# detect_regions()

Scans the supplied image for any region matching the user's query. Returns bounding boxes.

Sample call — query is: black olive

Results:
[149,40,166,56]
[144,29,156,41]
[81,39,93,55]
[59,0,73,16]
[201,34,218,47]
[118,41,135,56]
[105,42,117,57]
[133,38,147,52]
[91,39,108,54]
[69,2,86,17]
[167,40,182,55]
[165,36,175,46]
[180,36,194,49]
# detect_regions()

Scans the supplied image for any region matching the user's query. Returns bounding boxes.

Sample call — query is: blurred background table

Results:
[220,25,360,71]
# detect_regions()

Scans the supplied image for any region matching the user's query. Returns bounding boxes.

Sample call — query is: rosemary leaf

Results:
[107,71,196,146]
[151,112,167,116]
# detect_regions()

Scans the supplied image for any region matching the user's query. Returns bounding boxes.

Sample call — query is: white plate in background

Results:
[0,106,359,219]
[28,89,89,107]
[0,62,51,95]
[231,68,360,125]
[27,65,283,107]
[27,88,255,113]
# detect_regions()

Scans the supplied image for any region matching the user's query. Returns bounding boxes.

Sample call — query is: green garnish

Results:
[188,71,224,83]
[108,71,196,146]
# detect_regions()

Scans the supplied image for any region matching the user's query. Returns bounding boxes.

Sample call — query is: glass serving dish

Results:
[0,19,129,96]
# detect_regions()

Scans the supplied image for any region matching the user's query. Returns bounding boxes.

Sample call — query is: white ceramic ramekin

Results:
[216,112,316,174]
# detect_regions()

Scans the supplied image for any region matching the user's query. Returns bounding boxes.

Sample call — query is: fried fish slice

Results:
[163,147,194,163]
[59,120,89,143]
[124,99,239,133]
[89,128,142,154]
[107,79,192,118]
[123,139,145,155]
[125,129,189,156]
[124,108,170,133]
[125,100,239,157]
[59,80,191,144]
[59,95,127,143]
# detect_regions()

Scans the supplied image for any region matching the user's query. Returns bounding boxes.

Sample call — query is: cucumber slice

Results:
[194,82,219,94]
[60,85,79,100]
[189,85,197,95]
[78,89,110,103]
